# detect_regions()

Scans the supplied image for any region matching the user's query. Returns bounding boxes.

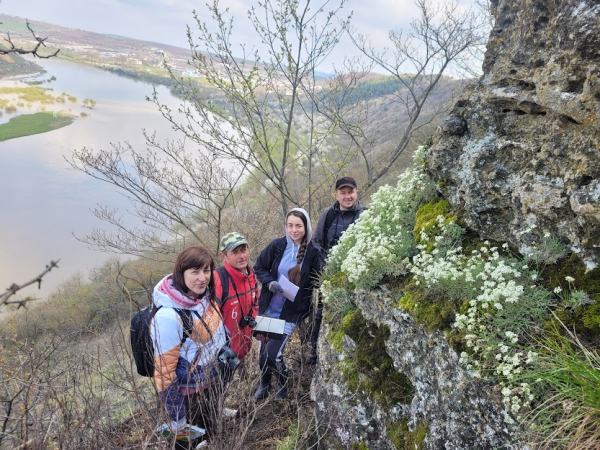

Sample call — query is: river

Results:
[0,58,187,305]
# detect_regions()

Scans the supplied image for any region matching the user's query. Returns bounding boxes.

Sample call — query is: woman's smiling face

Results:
[286,214,306,244]
[183,265,211,297]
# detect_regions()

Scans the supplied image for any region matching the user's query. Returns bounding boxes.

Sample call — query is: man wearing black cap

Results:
[313,176,365,253]
[306,176,365,363]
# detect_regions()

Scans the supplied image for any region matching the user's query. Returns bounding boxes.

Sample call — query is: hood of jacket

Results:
[285,207,313,261]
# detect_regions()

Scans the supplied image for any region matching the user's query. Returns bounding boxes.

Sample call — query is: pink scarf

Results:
[157,274,208,308]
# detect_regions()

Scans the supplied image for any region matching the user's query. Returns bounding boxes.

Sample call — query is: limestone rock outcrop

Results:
[312,1,600,448]
[426,0,600,267]
[312,291,521,450]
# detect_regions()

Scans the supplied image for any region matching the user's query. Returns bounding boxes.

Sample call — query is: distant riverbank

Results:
[0,53,44,78]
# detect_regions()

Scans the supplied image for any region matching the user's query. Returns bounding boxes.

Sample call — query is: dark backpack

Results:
[324,208,336,240]
[215,266,230,304]
[130,305,197,377]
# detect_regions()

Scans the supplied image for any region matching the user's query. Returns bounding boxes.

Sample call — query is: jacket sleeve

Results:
[312,208,329,248]
[151,311,182,393]
[253,240,277,285]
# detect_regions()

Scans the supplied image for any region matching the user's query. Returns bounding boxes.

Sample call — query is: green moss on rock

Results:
[413,199,455,251]
[388,419,426,450]
[350,443,369,450]
[398,288,458,332]
[331,328,345,353]
[340,309,414,407]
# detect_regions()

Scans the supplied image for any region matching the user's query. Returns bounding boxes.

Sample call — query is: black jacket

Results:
[254,237,324,323]
[313,201,366,252]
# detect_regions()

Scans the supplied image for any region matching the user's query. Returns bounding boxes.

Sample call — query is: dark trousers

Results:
[258,332,292,373]
[184,387,214,434]
[174,379,224,449]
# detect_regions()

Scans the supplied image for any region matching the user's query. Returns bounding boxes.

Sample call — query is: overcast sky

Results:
[1,0,483,72]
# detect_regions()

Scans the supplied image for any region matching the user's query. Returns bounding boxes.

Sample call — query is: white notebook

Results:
[252,316,286,340]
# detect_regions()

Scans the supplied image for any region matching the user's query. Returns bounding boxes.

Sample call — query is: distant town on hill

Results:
[0,14,332,85]
[0,13,465,172]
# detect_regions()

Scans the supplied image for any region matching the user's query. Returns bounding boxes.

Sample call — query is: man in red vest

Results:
[214,232,259,360]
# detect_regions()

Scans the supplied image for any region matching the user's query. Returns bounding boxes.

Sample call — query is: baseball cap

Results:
[219,232,248,253]
[335,176,357,190]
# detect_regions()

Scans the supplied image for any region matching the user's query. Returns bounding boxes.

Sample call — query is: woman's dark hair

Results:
[287,210,308,285]
[172,245,215,302]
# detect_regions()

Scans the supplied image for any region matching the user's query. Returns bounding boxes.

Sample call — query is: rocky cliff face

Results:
[312,290,522,450]
[426,0,600,267]
[312,1,600,448]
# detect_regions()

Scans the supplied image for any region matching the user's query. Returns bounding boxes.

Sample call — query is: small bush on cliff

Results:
[321,146,436,299]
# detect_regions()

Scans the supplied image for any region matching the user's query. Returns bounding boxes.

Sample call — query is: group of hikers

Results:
[147,176,365,446]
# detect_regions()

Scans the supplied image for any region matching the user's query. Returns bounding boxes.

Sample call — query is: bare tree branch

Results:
[150,0,353,216]
[0,20,59,58]
[68,134,245,257]
[0,260,59,309]
[316,0,488,192]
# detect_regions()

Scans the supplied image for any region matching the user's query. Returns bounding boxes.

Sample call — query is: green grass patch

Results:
[522,326,600,447]
[0,112,74,142]
[0,86,56,104]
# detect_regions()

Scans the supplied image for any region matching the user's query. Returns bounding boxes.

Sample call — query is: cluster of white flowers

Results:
[322,164,436,300]
[409,219,540,416]
[501,382,534,416]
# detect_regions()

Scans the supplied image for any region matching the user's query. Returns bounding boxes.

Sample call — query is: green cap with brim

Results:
[219,232,248,253]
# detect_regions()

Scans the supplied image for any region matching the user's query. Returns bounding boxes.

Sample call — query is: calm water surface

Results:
[0,58,186,304]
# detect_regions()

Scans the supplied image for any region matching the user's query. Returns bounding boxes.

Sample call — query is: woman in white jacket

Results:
[151,245,228,443]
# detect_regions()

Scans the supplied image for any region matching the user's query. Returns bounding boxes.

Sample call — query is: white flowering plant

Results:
[322,149,436,298]
[408,217,555,417]
[555,276,593,309]
[319,142,598,425]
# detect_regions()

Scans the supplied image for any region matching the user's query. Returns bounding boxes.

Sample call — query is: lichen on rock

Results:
[426,0,600,268]
[313,291,523,450]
